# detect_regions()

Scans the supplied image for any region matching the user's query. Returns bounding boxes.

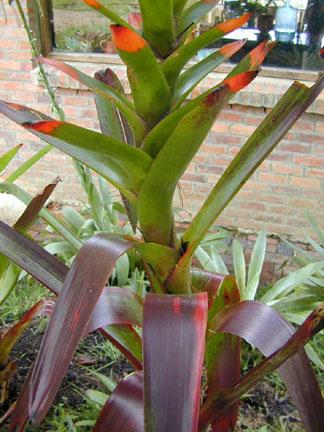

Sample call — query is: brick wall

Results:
[0,1,323,247]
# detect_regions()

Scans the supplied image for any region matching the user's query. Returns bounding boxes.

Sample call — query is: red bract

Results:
[0,2,323,431]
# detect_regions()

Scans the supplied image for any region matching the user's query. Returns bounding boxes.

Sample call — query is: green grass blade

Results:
[245,230,267,300]
[0,144,22,175]
[232,239,246,297]
[6,144,52,183]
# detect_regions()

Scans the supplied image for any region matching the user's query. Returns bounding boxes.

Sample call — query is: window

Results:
[34,1,324,72]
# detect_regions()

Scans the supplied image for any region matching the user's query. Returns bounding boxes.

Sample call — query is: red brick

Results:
[230,123,256,135]
[258,172,286,184]
[281,143,309,153]
[272,163,303,176]
[290,176,321,189]
[294,156,323,168]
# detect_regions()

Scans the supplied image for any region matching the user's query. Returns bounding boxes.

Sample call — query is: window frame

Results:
[30,0,322,83]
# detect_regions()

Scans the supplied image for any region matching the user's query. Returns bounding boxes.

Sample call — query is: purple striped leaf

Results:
[27,234,133,423]
[143,292,208,432]
[201,301,324,431]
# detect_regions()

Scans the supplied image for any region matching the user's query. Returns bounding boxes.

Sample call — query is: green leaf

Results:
[306,212,324,246]
[143,66,260,158]
[182,76,324,258]
[88,370,117,393]
[245,230,267,300]
[138,85,230,247]
[139,0,175,57]
[173,39,246,107]
[110,25,172,127]
[232,239,246,297]
[36,57,146,144]
[85,390,109,407]
[62,208,86,235]
[173,0,188,17]
[162,13,252,87]
[94,68,133,145]
[0,144,22,174]
[261,262,324,304]
[6,145,52,183]
[0,101,152,202]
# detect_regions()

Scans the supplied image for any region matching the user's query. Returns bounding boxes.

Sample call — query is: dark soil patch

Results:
[1,323,305,431]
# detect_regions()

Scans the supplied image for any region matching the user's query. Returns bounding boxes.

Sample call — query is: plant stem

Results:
[14,0,65,121]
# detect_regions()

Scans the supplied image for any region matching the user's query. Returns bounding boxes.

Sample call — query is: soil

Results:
[0,322,305,431]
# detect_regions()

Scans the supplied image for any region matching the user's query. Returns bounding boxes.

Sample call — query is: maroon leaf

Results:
[143,292,208,432]
[27,234,133,423]
[202,301,324,431]
[85,286,143,334]
[13,178,60,233]
[94,371,144,432]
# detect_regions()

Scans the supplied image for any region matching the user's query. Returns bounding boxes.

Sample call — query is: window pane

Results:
[52,0,139,53]
[51,0,324,71]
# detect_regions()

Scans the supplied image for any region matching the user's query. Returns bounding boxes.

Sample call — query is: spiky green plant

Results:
[0,1,323,431]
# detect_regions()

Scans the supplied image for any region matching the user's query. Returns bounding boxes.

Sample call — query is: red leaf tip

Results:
[24,120,63,134]
[216,13,252,34]
[223,70,258,93]
[83,0,101,9]
[249,40,276,69]
[110,25,147,53]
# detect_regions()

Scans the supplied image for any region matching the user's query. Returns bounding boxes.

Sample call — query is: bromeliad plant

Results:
[0,1,323,431]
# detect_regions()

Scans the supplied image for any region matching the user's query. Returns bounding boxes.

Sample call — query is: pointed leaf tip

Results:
[223,70,258,93]
[219,39,246,57]
[24,120,63,134]
[83,0,101,9]
[249,40,276,69]
[216,13,252,33]
[110,25,147,52]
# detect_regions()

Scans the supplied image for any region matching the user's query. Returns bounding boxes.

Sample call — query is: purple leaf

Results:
[143,292,208,432]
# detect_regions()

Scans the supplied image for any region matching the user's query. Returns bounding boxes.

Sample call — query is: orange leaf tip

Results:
[83,0,101,9]
[223,70,258,93]
[216,13,252,34]
[249,40,276,69]
[24,120,63,134]
[219,39,246,58]
[110,25,147,52]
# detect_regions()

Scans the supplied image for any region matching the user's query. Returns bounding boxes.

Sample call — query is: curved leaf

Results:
[85,286,143,334]
[245,230,266,300]
[94,371,144,432]
[162,13,252,86]
[0,101,152,201]
[143,293,208,432]
[201,301,324,431]
[110,25,172,126]
[183,75,324,259]
[27,234,133,423]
